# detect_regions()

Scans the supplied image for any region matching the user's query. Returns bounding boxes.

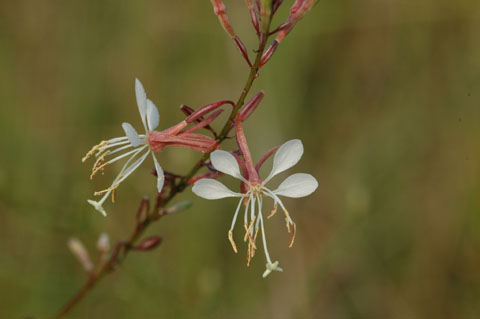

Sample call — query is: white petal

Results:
[146,99,160,131]
[192,178,243,200]
[122,122,143,147]
[264,139,304,183]
[273,173,318,198]
[151,153,164,192]
[135,78,147,127]
[210,150,244,180]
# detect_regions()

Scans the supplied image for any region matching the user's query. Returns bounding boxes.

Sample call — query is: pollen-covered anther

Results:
[112,188,117,203]
[288,222,296,248]
[246,243,252,267]
[247,233,257,250]
[93,150,110,171]
[250,231,258,257]
[90,162,111,180]
[243,215,256,242]
[82,141,108,163]
[228,229,238,253]
[267,202,278,219]
[94,183,119,196]
[283,209,292,233]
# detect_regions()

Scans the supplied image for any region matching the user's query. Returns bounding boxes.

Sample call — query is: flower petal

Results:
[210,150,245,180]
[151,153,164,192]
[146,99,160,131]
[135,78,147,127]
[272,173,318,198]
[122,122,143,147]
[264,139,303,183]
[192,178,243,200]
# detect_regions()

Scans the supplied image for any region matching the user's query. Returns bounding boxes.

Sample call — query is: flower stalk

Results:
[56,0,317,316]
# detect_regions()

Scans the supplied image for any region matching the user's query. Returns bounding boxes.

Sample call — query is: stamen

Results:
[258,212,273,265]
[262,188,294,225]
[90,162,109,179]
[252,226,260,257]
[93,150,110,171]
[228,198,243,253]
[288,222,296,248]
[228,229,238,253]
[90,148,143,179]
[97,139,131,152]
[267,202,278,219]
[243,214,256,242]
[106,143,133,156]
[284,209,292,233]
[112,188,117,203]
[94,183,119,196]
[82,141,108,162]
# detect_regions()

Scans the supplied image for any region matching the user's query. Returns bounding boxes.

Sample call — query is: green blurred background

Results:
[1,0,480,318]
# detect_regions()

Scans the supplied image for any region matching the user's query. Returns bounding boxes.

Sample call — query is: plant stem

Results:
[55,17,272,319]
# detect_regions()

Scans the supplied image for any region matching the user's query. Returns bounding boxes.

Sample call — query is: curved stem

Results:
[54,17,272,319]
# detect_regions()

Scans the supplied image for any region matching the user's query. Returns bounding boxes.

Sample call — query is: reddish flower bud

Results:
[68,238,93,273]
[239,91,264,121]
[133,236,163,251]
[234,36,252,66]
[211,0,236,38]
[272,0,284,14]
[245,0,260,36]
[255,145,280,173]
[180,104,218,138]
[260,40,278,67]
[186,100,234,123]
[184,109,224,134]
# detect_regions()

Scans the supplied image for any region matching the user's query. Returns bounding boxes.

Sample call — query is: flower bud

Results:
[133,236,163,251]
[96,233,110,253]
[68,238,93,273]
[166,200,192,215]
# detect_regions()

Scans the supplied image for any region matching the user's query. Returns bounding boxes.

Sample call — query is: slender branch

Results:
[54,16,272,319]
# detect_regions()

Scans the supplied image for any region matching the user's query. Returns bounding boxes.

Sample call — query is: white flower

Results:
[82,79,164,216]
[192,139,318,277]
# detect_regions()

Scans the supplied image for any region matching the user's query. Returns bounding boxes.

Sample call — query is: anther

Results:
[243,215,256,241]
[288,222,297,248]
[93,150,110,171]
[94,184,119,196]
[82,141,107,163]
[267,202,278,219]
[228,229,238,253]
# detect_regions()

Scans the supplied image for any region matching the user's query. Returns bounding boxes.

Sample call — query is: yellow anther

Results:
[94,184,119,196]
[111,189,117,203]
[246,244,252,267]
[243,215,256,242]
[267,202,278,219]
[228,229,238,253]
[90,162,111,180]
[82,141,107,163]
[247,233,257,250]
[288,222,296,248]
[93,150,110,170]
[283,209,292,233]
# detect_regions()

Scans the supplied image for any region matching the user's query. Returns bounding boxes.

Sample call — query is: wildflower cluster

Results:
[81,0,317,278]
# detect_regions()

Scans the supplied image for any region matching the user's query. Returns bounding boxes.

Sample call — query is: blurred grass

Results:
[1,0,480,318]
